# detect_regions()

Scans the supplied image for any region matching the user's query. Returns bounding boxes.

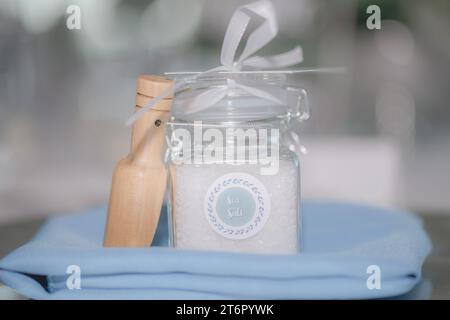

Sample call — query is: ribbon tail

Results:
[242,46,303,69]
[236,82,284,105]
[184,87,228,114]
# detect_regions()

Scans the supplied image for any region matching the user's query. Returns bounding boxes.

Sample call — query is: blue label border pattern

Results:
[204,172,271,240]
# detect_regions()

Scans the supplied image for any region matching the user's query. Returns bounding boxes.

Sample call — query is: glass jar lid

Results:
[171,73,309,123]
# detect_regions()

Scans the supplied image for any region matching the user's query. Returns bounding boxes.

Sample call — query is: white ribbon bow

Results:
[126,0,303,126]
[213,0,302,72]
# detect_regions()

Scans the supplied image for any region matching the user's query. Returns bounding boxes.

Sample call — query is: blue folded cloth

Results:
[0,201,431,299]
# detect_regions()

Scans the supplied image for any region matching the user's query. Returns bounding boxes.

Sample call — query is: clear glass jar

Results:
[166,73,309,254]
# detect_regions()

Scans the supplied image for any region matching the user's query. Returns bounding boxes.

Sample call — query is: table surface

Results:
[0,214,449,299]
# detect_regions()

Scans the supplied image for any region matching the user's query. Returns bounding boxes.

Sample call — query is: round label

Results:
[204,172,271,240]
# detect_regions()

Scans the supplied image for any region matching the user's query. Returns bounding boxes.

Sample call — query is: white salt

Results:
[172,159,299,254]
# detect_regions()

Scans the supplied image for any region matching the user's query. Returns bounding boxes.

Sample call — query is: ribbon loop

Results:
[220,10,250,69]
[234,0,278,64]
[242,46,303,69]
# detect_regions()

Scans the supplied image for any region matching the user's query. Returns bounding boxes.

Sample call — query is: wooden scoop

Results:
[103,75,173,247]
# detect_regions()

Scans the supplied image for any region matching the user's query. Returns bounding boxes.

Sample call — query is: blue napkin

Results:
[0,201,431,299]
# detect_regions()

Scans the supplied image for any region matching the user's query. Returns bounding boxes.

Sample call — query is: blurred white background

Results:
[1,0,450,224]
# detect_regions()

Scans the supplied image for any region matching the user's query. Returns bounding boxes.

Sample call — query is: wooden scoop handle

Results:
[103,76,173,247]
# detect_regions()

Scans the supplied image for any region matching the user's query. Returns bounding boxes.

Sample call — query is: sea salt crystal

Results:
[172,159,299,254]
